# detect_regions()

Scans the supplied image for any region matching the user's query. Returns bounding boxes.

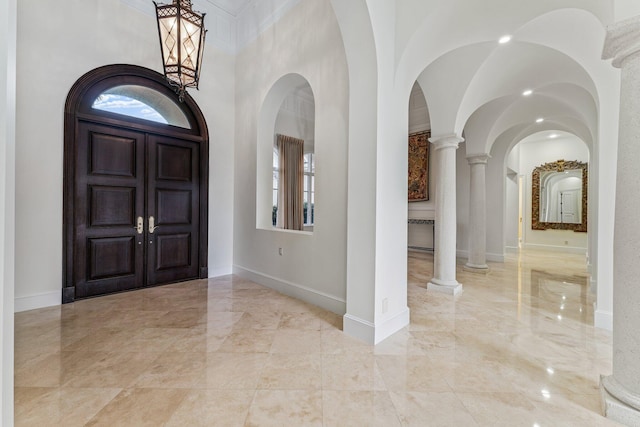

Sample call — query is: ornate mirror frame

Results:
[531,159,588,232]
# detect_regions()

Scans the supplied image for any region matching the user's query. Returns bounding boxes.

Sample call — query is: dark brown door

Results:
[74,122,200,298]
[147,135,200,285]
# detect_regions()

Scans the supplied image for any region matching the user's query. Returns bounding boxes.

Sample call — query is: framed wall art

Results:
[408,130,430,201]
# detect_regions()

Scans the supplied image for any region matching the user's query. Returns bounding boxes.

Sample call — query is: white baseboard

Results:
[505,246,519,254]
[456,250,504,263]
[233,265,346,315]
[343,307,410,345]
[209,266,233,278]
[524,243,587,254]
[595,307,613,331]
[487,252,505,262]
[15,291,60,313]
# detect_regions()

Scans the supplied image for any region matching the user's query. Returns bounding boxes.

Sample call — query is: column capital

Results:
[466,154,490,165]
[603,15,640,68]
[429,134,464,150]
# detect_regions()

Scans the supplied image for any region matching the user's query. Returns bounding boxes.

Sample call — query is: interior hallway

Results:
[14,250,617,426]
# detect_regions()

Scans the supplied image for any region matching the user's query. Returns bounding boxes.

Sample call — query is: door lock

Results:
[149,216,158,234]
[135,216,144,234]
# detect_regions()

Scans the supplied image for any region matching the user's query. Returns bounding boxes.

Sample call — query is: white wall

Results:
[615,0,640,21]
[1,0,16,421]
[505,145,521,250]
[233,0,349,314]
[274,91,316,150]
[15,0,236,309]
[517,135,589,253]
[505,174,520,250]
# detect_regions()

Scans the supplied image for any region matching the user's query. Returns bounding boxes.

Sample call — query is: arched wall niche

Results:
[256,73,316,231]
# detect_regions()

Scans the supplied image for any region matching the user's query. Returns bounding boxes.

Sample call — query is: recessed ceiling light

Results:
[499,35,512,44]
[536,118,544,123]
[522,89,533,96]
[549,133,558,139]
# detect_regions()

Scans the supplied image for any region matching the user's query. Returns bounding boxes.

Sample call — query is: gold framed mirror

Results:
[531,159,587,232]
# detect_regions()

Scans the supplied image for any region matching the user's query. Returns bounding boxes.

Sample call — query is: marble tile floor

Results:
[15,250,619,426]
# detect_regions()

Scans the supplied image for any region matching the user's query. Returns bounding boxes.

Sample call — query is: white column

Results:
[427,134,462,295]
[465,154,490,271]
[601,15,640,425]
[0,0,17,424]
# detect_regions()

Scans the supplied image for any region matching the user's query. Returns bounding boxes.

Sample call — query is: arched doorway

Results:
[62,64,209,302]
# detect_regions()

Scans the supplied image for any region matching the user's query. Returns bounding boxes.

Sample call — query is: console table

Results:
[407,218,435,251]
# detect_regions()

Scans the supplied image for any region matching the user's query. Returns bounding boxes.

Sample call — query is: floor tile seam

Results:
[84,387,192,426]
[80,387,126,426]
[243,387,261,427]
[443,389,489,425]
[59,351,165,389]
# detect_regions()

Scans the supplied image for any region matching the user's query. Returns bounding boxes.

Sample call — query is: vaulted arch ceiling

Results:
[396,4,610,164]
[463,82,596,155]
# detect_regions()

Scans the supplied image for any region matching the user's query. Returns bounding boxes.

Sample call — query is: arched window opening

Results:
[273,84,315,231]
[91,84,191,128]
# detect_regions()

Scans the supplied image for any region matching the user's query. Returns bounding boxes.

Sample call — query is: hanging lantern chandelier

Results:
[154,0,207,101]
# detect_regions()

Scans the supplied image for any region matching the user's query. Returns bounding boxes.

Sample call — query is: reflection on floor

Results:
[15,250,619,426]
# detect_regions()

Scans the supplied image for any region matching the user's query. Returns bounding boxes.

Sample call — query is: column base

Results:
[463,263,489,273]
[601,375,640,425]
[427,278,462,295]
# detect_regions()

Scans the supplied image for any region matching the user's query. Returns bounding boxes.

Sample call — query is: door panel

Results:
[88,237,137,279]
[89,132,137,177]
[156,234,192,270]
[157,189,192,224]
[147,136,200,285]
[156,143,193,181]
[74,122,146,299]
[90,186,136,226]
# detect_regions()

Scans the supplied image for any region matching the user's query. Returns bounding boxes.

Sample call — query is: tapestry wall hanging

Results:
[408,130,430,201]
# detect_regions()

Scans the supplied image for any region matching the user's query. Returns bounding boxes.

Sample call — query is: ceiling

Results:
[204,0,252,17]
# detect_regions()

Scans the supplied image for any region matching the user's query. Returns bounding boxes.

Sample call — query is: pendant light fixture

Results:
[154,0,207,101]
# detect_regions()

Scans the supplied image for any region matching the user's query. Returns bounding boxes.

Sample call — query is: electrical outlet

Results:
[278,247,283,256]
[564,240,569,245]
[382,298,388,313]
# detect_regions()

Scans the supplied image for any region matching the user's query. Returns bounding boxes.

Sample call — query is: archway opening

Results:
[505,130,590,256]
[257,74,316,232]
[407,82,435,255]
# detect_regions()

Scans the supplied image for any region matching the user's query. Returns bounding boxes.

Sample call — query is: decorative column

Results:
[428,134,463,295]
[465,154,490,271]
[601,16,640,424]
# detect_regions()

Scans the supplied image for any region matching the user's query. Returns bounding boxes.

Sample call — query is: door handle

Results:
[135,216,144,234]
[149,216,158,234]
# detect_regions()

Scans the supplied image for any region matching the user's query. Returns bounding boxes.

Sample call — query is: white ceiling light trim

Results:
[522,89,533,96]
[498,35,512,44]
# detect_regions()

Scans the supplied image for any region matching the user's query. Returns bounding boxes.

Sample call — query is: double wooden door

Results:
[73,121,200,299]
